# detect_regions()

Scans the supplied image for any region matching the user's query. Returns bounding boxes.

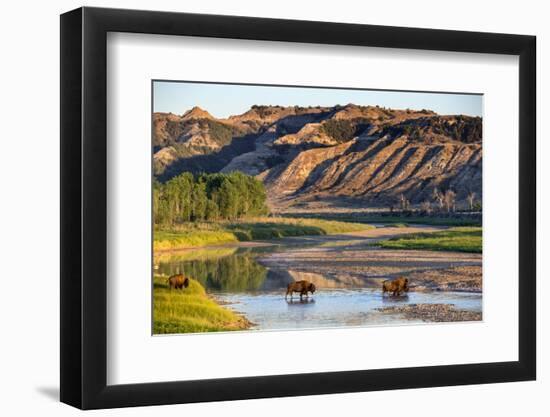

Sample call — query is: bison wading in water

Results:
[286,280,316,300]
[167,274,190,290]
[382,277,409,296]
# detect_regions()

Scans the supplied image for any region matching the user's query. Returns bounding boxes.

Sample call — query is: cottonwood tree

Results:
[443,189,456,213]
[421,200,432,214]
[432,188,445,212]
[467,191,476,211]
[152,171,269,226]
[399,193,410,211]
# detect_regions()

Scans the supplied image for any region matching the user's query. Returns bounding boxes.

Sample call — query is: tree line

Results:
[153,172,269,226]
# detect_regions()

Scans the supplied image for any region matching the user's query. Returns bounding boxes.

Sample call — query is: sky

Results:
[153,81,483,118]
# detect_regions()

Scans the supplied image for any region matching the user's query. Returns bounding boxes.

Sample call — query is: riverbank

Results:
[281,210,482,227]
[154,217,373,252]
[153,225,482,334]
[153,276,252,334]
[376,303,482,322]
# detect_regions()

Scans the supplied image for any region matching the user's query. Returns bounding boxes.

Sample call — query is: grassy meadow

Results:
[375,226,482,253]
[154,217,373,251]
[153,275,251,334]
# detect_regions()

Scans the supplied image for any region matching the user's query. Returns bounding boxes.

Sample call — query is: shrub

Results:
[321,119,356,142]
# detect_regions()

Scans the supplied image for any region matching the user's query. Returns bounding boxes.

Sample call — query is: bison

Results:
[285,280,316,300]
[382,277,409,296]
[167,274,190,290]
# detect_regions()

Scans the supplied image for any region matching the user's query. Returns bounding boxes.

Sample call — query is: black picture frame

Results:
[60,6,536,410]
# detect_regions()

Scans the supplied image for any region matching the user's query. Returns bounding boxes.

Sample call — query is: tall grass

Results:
[376,226,482,253]
[154,230,238,252]
[153,276,251,334]
[154,217,373,251]
[154,247,238,264]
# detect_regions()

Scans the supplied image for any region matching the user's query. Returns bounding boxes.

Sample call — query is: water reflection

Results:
[286,298,316,306]
[157,249,267,292]
[381,294,410,303]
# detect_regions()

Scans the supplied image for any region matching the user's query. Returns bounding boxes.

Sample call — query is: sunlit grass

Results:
[154,247,238,264]
[153,276,251,334]
[376,227,482,253]
[154,230,238,251]
[154,217,373,250]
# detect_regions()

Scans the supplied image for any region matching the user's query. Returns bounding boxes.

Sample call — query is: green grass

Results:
[363,216,480,226]
[283,213,481,227]
[154,217,373,251]
[153,276,251,334]
[376,226,482,253]
[154,230,238,251]
[154,247,238,264]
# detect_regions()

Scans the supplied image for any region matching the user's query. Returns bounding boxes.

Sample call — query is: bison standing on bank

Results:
[382,277,409,296]
[167,274,190,290]
[285,280,316,300]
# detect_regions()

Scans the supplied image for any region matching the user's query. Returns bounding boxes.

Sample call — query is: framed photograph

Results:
[60,6,536,409]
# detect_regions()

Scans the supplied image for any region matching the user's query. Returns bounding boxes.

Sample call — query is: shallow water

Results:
[215,289,481,330]
[156,236,482,331]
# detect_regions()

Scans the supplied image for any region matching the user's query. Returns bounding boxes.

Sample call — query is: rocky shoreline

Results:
[407,266,482,293]
[376,303,482,322]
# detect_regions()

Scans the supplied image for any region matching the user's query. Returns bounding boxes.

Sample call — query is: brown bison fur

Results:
[382,277,409,296]
[286,280,316,300]
[167,274,190,290]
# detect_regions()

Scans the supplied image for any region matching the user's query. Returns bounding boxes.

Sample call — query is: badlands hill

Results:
[153,104,482,211]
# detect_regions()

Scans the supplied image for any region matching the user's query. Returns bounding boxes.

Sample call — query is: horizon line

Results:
[155,103,483,120]
[153,80,483,119]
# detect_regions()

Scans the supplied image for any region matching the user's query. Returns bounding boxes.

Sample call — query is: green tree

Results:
[165,172,194,223]
[205,199,220,221]
[153,171,269,224]
[216,179,239,220]
[191,180,208,221]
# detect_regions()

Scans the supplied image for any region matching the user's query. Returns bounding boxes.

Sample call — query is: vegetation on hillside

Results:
[202,119,234,146]
[321,119,356,142]
[154,118,245,150]
[380,115,482,143]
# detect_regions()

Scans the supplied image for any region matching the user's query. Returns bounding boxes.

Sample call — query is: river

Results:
[155,226,482,331]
